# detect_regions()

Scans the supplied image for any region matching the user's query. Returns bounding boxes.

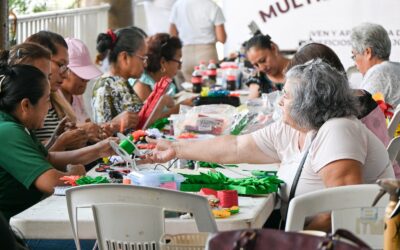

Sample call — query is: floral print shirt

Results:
[92,75,143,123]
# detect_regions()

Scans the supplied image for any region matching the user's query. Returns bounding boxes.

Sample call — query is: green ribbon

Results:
[180,171,283,195]
[149,117,170,130]
[75,176,110,185]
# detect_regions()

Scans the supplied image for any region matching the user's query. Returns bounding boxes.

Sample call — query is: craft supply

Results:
[218,190,238,208]
[119,135,135,154]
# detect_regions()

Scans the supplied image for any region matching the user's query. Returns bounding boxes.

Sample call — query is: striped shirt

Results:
[34,107,60,142]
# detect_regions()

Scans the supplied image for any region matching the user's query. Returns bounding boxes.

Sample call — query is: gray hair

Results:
[350,23,391,60]
[286,59,359,130]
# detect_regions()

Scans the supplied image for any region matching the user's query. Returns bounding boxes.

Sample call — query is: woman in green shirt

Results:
[0,64,115,221]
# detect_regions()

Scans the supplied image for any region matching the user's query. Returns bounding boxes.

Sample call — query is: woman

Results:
[0,64,115,221]
[145,60,395,231]
[286,43,394,163]
[60,38,118,141]
[25,31,90,151]
[245,34,290,98]
[92,27,146,129]
[132,33,191,116]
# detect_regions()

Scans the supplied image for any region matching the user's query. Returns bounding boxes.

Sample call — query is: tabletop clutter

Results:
[60,100,284,219]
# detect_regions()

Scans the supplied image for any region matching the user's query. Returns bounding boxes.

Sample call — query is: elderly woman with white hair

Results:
[144,59,395,231]
[350,22,400,108]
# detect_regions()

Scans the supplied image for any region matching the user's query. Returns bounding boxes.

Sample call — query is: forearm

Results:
[174,133,276,164]
[174,135,239,163]
[48,144,100,169]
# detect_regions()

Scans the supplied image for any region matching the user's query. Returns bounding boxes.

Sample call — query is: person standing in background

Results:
[169,0,227,82]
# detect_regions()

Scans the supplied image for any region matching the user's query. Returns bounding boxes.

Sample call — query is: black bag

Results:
[207,228,371,250]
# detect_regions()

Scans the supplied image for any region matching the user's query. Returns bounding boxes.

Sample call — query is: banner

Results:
[222,0,400,70]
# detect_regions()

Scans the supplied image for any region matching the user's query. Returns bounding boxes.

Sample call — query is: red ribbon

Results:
[376,100,394,118]
[106,29,117,45]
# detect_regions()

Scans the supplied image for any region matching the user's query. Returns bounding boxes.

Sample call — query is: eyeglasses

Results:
[134,54,148,64]
[51,59,69,74]
[170,58,182,67]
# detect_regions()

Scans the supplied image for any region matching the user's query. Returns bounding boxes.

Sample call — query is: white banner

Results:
[222,0,400,70]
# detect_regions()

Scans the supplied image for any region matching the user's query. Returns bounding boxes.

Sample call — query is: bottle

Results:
[192,66,202,93]
[207,59,217,85]
[227,75,236,91]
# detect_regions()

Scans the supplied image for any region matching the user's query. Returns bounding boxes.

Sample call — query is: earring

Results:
[161,67,166,73]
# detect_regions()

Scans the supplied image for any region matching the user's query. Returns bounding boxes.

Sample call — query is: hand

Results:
[56,129,88,150]
[54,117,70,136]
[111,111,139,132]
[77,122,103,143]
[99,123,114,139]
[142,137,177,163]
[179,97,195,106]
[95,137,119,158]
[66,164,86,176]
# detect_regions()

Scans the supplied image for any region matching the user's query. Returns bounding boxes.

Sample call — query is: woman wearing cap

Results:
[92,27,147,130]
[61,38,114,143]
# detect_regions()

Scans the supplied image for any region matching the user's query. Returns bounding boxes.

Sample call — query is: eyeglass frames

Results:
[51,59,69,74]
[134,54,148,64]
[170,58,182,67]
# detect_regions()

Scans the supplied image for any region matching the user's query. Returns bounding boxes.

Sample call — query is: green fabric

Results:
[197,162,238,169]
[0,111,52,221]
[75,176,109,185]
[180,171,283,195]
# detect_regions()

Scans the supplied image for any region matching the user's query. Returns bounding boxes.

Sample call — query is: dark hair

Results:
[0,212,28,250]
[146,33,182,73]
[0,64,47,113]
[96,26,147,64]
[245,34,273,52]
[25,30,67,55]
[0,42,51,66]
[286,43,346,73]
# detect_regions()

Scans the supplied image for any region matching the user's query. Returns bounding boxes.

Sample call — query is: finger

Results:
[146,137,158,144]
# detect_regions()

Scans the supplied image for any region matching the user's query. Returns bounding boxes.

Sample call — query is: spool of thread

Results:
[119,135,135,154]
[123,177,131,185]
[217,190,238,208]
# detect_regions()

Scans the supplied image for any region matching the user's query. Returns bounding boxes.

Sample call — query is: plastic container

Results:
[128,170,185,190]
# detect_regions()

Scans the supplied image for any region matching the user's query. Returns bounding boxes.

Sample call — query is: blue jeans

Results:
[26,239,96,250]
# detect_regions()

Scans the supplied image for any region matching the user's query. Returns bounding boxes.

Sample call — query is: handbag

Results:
[206,228,372,250]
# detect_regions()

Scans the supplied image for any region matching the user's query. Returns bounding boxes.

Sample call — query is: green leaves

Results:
[181,171,283,195]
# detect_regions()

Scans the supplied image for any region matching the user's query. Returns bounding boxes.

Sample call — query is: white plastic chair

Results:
[387,106,400,139]
[285,184,388,249]
[387,136,400,162]
[92,203,163,250]
[66,184,217,250]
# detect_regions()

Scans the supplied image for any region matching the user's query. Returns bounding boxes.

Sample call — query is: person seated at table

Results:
[144,59,395,232]
[92,27,147,128]
[350,23,400,109]
[24,32,92,151]
[1,41,111,153]
[0,64,116,221]
[131,33,193,116]
[60,37,127,140]
[245,34,290,98]
[286,43,400,178]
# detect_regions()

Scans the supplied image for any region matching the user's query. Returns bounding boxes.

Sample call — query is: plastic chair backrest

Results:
[388,106,400,138]
[387,136,400,162]
[285,184,388,249]
[65,184,217,250]
[92,203,163,250]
